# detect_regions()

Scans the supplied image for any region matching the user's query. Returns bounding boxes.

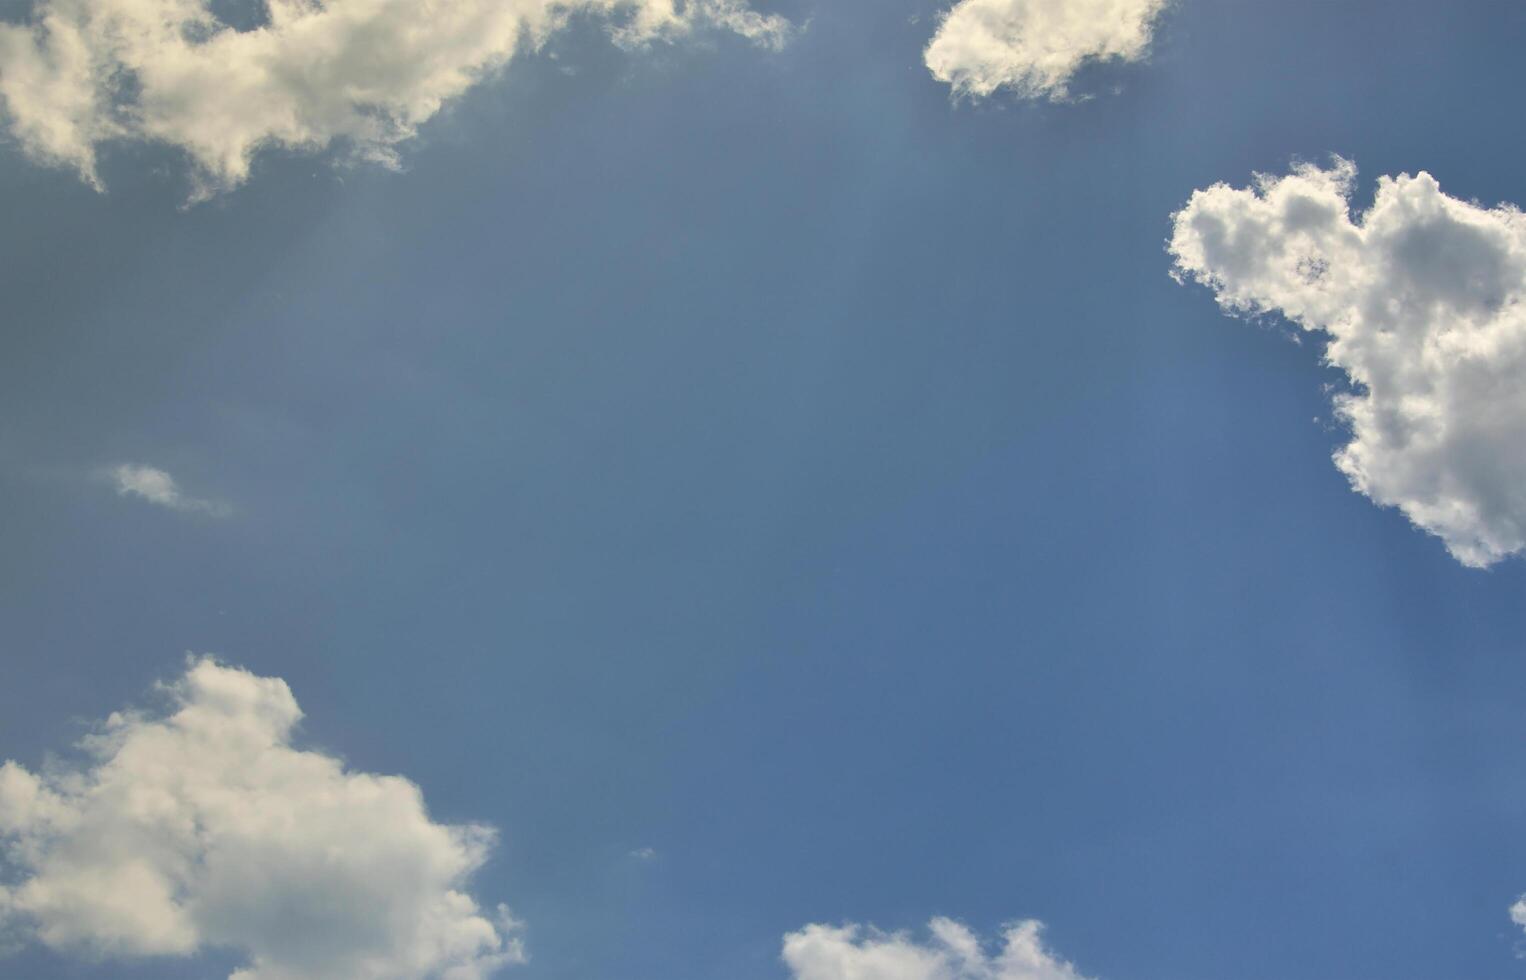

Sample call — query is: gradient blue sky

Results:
[4,1,1526,978]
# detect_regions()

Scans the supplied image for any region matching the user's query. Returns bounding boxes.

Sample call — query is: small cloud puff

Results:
[0,0,792,199]
[0,658,523,980]
[924,0,1169,101]
[782,917,1094,980]
[108,463,229,516]
[1170,159,1526,567]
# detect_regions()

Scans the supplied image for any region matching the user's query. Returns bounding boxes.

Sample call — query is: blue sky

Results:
[4,1,1526,979]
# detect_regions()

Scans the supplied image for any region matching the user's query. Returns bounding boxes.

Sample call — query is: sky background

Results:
[4,1,1526,978]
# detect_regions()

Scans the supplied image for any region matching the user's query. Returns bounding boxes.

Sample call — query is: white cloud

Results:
[923,0,1168,100]
[1511,897,1526,939]
[0,658,522,980]
[1170,159,1526,567]
[0,0,791,198]
[782,917,1094,980]
[109,463,228,516]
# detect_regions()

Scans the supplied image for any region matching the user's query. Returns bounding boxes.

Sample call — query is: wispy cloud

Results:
[108,464,229,517]
[0,0,793,200]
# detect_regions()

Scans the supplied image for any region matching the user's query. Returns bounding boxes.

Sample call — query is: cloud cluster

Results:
[0,658,521,980]
[923,0,1168,100]
[0,0,790,197]
[782,918,1093,980]
[109,463,228,516]
[1170,159,1526,567]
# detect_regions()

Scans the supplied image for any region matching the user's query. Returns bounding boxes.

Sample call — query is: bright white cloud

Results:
[1170,159,1526,567]
[923,0,1168,100]
[782,917,1094,980]
[0,0,790,198]
[0,658,522,980]
[109,463,228,516]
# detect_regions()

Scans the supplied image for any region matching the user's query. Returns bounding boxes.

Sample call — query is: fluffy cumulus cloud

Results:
[924,0,1168,100]
[109,463,228,515]
[0,0,790,197]
[1170,159,1526,567]
[782,917,1094,980]
[0,658,522,980]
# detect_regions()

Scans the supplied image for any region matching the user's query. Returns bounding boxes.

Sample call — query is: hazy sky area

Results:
[4,1,1526,979]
